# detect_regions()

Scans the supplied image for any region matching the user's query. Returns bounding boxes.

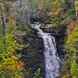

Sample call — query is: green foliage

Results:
[49,16,61,27]
[65,23,78,78]
[33,68,42,78]
[31,0,38,11]
[71,59,78,78]
[16,23,32,35]
[0,2,24,76]
[0,23,24,78]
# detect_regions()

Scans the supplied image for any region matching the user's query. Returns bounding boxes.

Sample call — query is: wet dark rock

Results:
[15,31,44,76]
[55,26,67,59]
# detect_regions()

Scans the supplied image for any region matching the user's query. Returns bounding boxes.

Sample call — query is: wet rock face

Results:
[55,26,67,59]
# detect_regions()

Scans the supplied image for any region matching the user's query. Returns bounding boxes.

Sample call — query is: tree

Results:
[65,20,78,78]
[0,1,24,78]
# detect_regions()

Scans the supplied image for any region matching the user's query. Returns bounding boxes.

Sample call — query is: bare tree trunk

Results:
[74,0,78,17]
[0,2,7,51]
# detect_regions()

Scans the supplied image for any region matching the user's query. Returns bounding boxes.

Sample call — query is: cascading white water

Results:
[32,23,60,78]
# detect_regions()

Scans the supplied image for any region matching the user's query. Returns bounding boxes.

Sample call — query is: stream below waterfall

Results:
[32,23,60,78]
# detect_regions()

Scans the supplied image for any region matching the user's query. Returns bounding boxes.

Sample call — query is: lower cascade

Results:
[32,23,60,78]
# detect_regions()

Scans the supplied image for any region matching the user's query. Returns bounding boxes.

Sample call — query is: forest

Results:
[0,0,78,78]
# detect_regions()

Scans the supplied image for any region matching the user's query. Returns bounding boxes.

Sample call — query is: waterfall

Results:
[32,23,60,78]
